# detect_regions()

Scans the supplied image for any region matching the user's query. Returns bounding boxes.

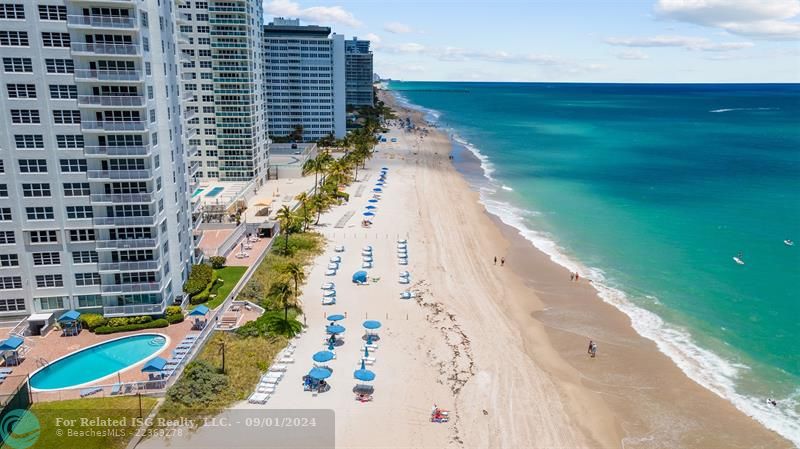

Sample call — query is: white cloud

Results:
[616,49,650,60]
[264,0,361,28]
[363,33,381,45]
[655,0,800,40]
[383,22,415,34]
[605,35,754,51]
[379,42,427,54]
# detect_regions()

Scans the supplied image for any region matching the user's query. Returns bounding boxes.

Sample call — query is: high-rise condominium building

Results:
[176,0,268,184]
[0,0,194,321]
[344,37,373,108]
[263,18,345,142]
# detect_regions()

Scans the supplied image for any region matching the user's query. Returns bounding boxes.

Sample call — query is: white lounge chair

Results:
[330,256,341,263]
[398,258,408,265]
[257,385,276,394]
[362,262,373,269]
[322,297,336,305]
[278,355,295,364]
[362,245,373,252]
[248,393,269,404]
[321,282,335,290]
[397,239,407,244]
[334,245,345,252]
[361,250,372,257]
[325,269,337,276]
[360,357,376,365]
[327,263,339,270]
[399,271,410,277]
[261,377,281,386]
[362,256,373,262]
[269,364,288,372]
[400,291,415,299]
[262,372,282,381]
[323,290,336,297]
[361,343,379,351]
[399,277,410,284]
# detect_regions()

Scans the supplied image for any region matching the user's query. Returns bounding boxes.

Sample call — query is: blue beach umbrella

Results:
[365,205,377,210]
[141,356,168,372]
[313,351,335,363]
[368,199,379,203]
[363,211,375,217]
[363,320,382,330]
[326,324,346,334]
[352,270,368,283]
[354,360,376,381]
[188,305,209,316]
[308,367,332,380]
[372,188,382,192]
[327,314,345,322]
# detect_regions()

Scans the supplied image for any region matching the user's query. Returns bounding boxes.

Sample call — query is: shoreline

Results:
[381,90,794,448]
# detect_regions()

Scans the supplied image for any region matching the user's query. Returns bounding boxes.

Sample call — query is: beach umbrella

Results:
[141,356,168,372]
[326,324,346,334]
[188,304,209,316]
[352,270,368,283]
[308,367,332,380]
[368,199,379,203]
[354,360,376,381]
[313,351,335,363]
[365,205,377,210]
[363,211,375,217]
[327,314,345,322]
[363,320,382,330]
[372,188,382,192]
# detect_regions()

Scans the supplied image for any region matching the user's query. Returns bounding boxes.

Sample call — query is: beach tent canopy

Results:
[313,351,335,363]
[141,356,168,372]
[57,310,81,322]
[188,305,209,316]
[363,320,382,330]
[308,367,332,380]
[326,314,345,322]
[352,271,368,283]
[354,360,376,381]
[326,324,346,334]
[0,336,23,352]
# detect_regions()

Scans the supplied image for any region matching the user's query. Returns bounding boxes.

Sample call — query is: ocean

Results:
[388,81,800,444]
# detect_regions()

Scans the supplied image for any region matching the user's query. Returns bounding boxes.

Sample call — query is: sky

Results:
[263,0,800,83]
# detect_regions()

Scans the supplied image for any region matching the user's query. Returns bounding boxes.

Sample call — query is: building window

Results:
[76,295,102,308]
[53,110,81,125]
[73,251,98,264]
[0,185,6,197]
[10,110,40,124]
[36,296,64,310]
[36,274,64,288]
[59,159,87,173]
[2,57,32,73]
[22,183,51,197]
[18,159,47,173]
[14,135,44,149]
[75,273,101,287]
[69,229,95,242]
[56,135,84,149]
[0,31,28,46]
[0,231,15,245]
[32,252,60,266]
[41,32,70,47]
[26,207,54,221]
[0,208,11,221]
[65,206,92,219]
[0,277,22,290]
[45,59,74,74]
[0,254,19,268]
[49,85,77,99]
[38,5,66,21]
[0,298,25,312]
[29,230,58,244]
[6,84,36,99]
[63,183,90,197]
[0,4,25,20]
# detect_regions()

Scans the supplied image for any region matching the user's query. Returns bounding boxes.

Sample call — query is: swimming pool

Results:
[29,334,167,390]
[205,186,224,197]
[192,188,204,197]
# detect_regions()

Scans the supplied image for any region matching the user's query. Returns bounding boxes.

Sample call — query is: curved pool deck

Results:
[29,333,169,391]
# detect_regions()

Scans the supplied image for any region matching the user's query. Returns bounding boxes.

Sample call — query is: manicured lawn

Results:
[189,266,247,311]
[0,396,157,449]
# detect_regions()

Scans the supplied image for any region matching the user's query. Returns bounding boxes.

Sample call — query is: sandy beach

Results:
[144,90,793,449]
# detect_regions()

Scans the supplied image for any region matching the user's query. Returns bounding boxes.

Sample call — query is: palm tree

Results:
[267,280,294,322]
[276,205,293,254]
[295,192,310,231]
[282,262,305,310]
[302,157,325,197]
[312,194,327,225]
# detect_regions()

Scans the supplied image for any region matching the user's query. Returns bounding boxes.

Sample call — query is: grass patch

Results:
[203,266,247,310]
[0,396,157,449]
[156,332,286,422]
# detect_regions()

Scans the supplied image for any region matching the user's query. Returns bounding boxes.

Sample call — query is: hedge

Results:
[184,264,213,296]
[190,272,219,305]
[79,313,107,331]
[94,318,169,335]
[209,256,226,269]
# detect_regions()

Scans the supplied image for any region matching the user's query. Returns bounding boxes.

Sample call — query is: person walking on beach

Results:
[575,272,580,282]
[570,272,575,281]
[500,257,505,267]
[587,340,597,358]
[494,256,497,265]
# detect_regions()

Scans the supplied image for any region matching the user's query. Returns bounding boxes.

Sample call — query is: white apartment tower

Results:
[176,0,268,184]
[0,0,194,321]
[263,18,345,141]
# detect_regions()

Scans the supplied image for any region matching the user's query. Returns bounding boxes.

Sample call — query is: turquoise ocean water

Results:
[389,81,800,444]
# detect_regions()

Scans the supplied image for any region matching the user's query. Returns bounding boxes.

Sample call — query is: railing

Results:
[83,145,149,156]
[93,216,157,227]
[103,299,166,316]
[67,15,137,29]
[95,238,158,250]
[90,193,155,203]
[98,260,160,272]
[81,121,147,132]
[74,69,143,82]
[100,282,162,295]
[87,169,152,180]
[77,95,145,107]
[214,224,247,257]
[70,42,140,56]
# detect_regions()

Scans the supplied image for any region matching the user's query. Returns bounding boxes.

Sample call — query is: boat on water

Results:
[733,252,745,265]
[784,239,794,247]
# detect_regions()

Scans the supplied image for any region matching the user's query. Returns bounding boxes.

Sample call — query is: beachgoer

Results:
[494,256,497,265]
[575,272,580,282]
[587,340,596,357]
[591,342,597,358]
[501,257,505,266]
[570,273,575,281]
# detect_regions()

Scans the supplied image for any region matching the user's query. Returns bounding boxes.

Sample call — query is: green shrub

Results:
[165,306,182,316]
[209,256,226,269]
[166,360,228,407]
[94,319,169,335]
[184,264,213,295]
[79,313,107,331]
[190,273,219,305]
[166,313,184,324]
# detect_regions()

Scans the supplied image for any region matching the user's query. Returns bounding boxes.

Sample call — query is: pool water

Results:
[205,186,224,197]
[192,188,204,197]
[29,334,167,390]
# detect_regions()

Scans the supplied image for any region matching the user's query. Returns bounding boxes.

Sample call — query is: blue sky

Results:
[263,0,800,82]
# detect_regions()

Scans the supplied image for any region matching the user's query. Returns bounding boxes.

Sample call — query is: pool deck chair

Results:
[110,383,122,395]
[80,387,103,398]
[0,368,12,374]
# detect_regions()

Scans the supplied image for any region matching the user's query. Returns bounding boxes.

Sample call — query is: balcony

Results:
[93,216,157,227]
[87,169,153,181]
[96,239,158,250]
[190,161,201,177]
[186,145,200,158]
[98,260,160,272]
[90,192,155,204]
[101,282,162,295]
[81,121,148,133]
[71,42,141,57]
[67,15,138,30]
[103,299,166,317]
[181,90,194,101]
[74,69,143,83]
[77,95,145,108]
[83,145,150,157]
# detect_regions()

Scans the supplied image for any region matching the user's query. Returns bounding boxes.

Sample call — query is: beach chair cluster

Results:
[161,334,199,378]
[0,367,13,384]
[397,240,408,267]
[362,245,373,269]
[321,282,336,306]
[326,252,340,277]
[248,343,294,404]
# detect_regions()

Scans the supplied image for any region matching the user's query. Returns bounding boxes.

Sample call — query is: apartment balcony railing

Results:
[190,161,201,177]
[209,18,246,25]
[90,193,155,204]
[81,121,148,132]
[103,299,166,317]
[181,90,194,100]
[187,145,200,158]
[83,145,150,157]
[96,239,158,250]
[74,69,143,83]
[71,42,141,57]
[67,15,137,29]
[77,95,145,108]
[98,260,160,272]
[93,216,157,227]
[100,282,162,295]
[87,169,152,181]
[209,5,247,13]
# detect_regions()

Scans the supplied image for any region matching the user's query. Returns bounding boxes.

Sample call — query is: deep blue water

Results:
[389,82,800,443]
